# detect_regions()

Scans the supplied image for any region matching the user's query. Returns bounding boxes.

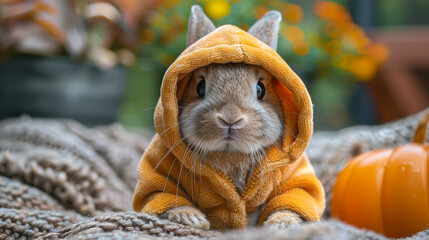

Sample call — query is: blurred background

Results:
[1,0,428,132]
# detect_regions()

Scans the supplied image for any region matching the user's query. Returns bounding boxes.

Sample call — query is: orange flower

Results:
[284,3,303,24]
[284,25,310,55]
[254,6,270,19]
[362,44,389,64]
[314,1,351,23]
[337,55,378,81]
[284,25,303,42]
[294,41,310,56]
[323,23,342,38]
[342,24,369,51]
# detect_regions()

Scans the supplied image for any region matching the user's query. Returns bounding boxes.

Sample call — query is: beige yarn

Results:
[0,111,428,239]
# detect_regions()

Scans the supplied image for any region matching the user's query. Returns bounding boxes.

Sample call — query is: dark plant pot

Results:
[0,55,127,126]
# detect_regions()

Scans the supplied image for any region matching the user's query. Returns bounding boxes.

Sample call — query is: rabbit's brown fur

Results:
[162,5,303,230]
[179,63,283,192]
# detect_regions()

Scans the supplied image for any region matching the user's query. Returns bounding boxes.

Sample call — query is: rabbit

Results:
[160,5,303,230]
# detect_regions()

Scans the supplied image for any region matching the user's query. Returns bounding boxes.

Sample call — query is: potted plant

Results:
[0,0,158,126]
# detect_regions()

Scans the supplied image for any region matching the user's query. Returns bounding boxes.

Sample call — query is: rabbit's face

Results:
[179,63,283,154]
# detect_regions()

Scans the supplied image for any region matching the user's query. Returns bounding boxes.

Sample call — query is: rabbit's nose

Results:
[215,104,248,128]
[216,114,245,127]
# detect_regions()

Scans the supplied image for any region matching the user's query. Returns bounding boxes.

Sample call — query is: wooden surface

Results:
[369,27,429,123]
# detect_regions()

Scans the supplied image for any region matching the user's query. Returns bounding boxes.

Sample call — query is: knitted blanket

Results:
[0,111,428,239]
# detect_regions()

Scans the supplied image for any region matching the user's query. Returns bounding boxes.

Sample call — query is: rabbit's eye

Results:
[256,81,265,100]
[196,78,206,98]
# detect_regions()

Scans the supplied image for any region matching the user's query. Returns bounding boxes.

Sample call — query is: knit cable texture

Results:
[0,112,428,239]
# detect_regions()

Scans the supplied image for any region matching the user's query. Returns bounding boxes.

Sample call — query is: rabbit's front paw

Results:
[264,210,302,229]
[161,206,210,230]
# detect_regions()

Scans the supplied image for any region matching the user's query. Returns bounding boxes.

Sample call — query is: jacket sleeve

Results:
[259,154,325,224]
[132,135,192,214]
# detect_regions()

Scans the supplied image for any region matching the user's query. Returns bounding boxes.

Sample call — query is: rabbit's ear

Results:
[248,10,282,51]
[187,5,216,47]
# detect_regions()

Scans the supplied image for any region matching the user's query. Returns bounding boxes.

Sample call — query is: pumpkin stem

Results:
[413,110,429,144]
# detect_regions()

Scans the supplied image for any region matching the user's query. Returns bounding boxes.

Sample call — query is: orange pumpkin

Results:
[331,111,429,238]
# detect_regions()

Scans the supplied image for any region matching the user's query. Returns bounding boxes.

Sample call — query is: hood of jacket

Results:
[154,24,313,173]
[133,24,325,229]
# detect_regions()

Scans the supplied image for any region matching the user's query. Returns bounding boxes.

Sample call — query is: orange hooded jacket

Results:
[133,25,325,230]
